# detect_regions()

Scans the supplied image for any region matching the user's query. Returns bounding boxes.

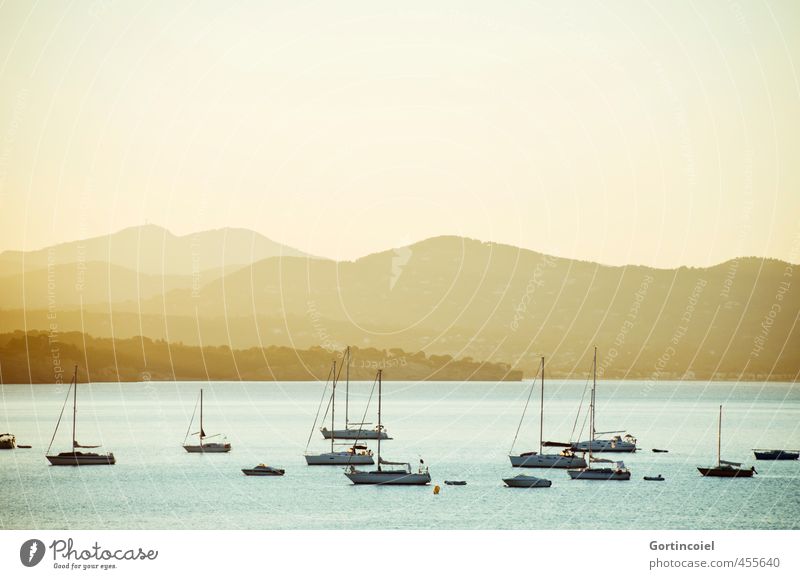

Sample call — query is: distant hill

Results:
[0,331,520,383]
[0,224,317,278]
[1,232,797,381]
[0,261,200,309]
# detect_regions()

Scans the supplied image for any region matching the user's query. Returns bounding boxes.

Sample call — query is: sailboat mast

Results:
[331,360,337,453]
[590,347,597,461]
[377,370,382,471]
[539,356,545,455]
[345,347,350,426]
[718,405,722,467]
[200,389,204,444]
[71,365,78,451]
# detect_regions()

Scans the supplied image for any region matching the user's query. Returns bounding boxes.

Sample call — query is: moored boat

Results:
[568,460,631,481]
[572,434,637,453]
[643,475,665,481]
[346,463,431,485]
[46,451,115,466]
[508,356,587,469]
[45,365,115,466]
[567,348,631,481]
[753,449,799,461]
[242,464,285,476]
[305,445,374,465]
[698,406,755,478]
[306,354,376,465]
[321,426,390,440]
[182,389,231,453]
[503,474,552,488]
[344,369,431,486]
[320,347,390,440]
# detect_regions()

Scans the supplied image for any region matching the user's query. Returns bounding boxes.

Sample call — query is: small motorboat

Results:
[444,480,467,486]
[17,445,32,449]
[753,449,799,461]
[643,475,665,481]
[652,448,669,453]
[242,464,285,476]
[503,474,552,488]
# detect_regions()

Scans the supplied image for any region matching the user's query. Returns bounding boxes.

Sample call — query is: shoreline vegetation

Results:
[0,330,795,384]
[0,331,522,384]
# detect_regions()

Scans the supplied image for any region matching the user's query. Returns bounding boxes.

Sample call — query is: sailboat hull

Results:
[345,469,431,485]
[509,453,587,468]
[697,466,754,478]
[46,452,115,466]
[572,439,637,453]
[321,428,390,440]
[305,452,374,465]
[568,468,630,480]
[183,443,231,453]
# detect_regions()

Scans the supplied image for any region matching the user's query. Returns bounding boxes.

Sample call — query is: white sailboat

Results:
[45,365,115,466]
[568,348,631,481]
[320,347,391,440]
[182,389,231,453]
[509,356,587,469]
[345,370,431,485]
[571,350,636,453]
[305,357,374,466]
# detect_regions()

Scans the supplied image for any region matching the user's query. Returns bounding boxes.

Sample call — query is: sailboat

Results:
[698,406,756,477]
[182,389,231,453]
[568,348,631,481]
[305,358,375,465]
[320,347,390,441]
[45,365,115,466]
[509,356,586,469]
[345,370,431,485]
[570,354,636,453]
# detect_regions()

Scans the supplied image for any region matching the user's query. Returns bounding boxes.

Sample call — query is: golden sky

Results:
[1,1,798,267]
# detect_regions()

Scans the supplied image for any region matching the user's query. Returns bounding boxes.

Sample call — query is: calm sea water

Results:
[1,380,798,530]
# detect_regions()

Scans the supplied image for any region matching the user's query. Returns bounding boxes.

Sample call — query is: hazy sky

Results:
[1,1,798,267]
